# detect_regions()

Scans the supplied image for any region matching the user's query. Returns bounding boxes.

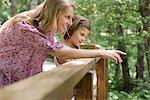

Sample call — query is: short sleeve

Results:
[45,36,64,52]
[17,21,64,53]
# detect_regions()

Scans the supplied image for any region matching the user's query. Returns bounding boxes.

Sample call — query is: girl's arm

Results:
[51,46,126,64]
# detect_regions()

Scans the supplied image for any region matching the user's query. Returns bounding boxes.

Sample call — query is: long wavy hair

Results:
[6,0,74,34]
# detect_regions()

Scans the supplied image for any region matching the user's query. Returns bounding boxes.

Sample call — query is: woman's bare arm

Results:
[51,46,126,64]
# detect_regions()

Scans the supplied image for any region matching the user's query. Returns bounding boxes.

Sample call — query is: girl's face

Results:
[69,27,90,47]
[57,6,74,35]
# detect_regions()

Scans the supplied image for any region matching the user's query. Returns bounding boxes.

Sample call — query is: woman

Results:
[0,0,125,88]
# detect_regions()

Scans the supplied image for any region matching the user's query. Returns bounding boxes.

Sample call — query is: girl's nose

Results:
[82,37,85,42]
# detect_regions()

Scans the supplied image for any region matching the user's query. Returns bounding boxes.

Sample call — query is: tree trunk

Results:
[145,38,150,76]
[135,42,144,79]
[139,0,150,76]
[10,0,17,16]
[29,0,38,9]
[116,24,133,92]
[113,64,121,82]
[0,1,2,8]
[87,0,93,15]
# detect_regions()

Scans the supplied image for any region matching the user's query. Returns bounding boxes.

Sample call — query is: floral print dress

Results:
[0,21,63,87]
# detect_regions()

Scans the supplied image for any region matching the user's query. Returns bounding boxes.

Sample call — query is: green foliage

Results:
[16,0,29,12]
[0,0,150,98]
[0,0,11,26]
[132,78,150,99]
[109,77,150,100]
[74,0,150,98]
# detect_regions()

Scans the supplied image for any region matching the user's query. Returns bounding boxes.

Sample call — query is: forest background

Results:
[0,0,150,99]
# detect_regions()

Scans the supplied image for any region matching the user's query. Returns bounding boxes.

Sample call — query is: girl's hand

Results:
[100,50,126,64]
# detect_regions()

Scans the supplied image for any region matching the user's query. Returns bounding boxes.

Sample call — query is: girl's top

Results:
[0,21,63,87]
[54,45,79,66]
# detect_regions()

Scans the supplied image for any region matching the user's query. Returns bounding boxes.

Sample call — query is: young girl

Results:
[53,15,95,100]
[54,15,91,66]
[0,0,125,88]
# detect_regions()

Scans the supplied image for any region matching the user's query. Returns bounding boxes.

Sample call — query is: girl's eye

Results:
[68,16,71,19]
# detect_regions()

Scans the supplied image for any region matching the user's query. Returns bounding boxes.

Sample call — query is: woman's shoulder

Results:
[1,13,30,28]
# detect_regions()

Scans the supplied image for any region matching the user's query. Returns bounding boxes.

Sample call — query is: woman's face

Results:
[57,6,74,35]
[69,27,90,47]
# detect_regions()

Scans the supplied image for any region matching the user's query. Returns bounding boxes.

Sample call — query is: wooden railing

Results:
[0,45,108,100]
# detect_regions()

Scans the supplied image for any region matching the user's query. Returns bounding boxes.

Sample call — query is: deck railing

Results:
[0,44,108,100]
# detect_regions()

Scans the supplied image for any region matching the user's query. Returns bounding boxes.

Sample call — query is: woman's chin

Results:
[57,30,64,35]
[57,29,67,36]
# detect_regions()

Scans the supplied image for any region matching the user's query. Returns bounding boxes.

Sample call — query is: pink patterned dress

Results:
[0,21,63,88]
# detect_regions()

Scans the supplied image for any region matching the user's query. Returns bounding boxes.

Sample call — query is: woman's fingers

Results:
[112,56,118,64]
[115,50,126,55]
[113,53,123,64]
[101,50,125,64]
[109,54,118,64]
[111,50,125,64]
[109,50,124,64]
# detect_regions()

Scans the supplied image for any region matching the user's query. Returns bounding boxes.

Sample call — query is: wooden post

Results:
[80,44,108,100]
[96,59,108,100]
[75,73,93,100]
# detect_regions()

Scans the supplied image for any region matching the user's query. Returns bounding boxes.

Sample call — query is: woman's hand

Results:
[99,50,126,64]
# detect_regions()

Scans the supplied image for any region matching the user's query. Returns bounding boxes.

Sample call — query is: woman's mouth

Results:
[79,41,82,44]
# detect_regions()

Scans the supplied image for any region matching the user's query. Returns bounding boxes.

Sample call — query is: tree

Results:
[135,42,144,79]
[116,23,133,92]
[139,0,150,76]
[29,0,38,10]
[10,0,17,16]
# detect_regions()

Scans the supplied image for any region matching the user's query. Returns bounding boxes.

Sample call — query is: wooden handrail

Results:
[77,44,108,100]
[0,44,108,100]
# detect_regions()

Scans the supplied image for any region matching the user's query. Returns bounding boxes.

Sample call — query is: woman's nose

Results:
[67,19,72,27]
[69,20,72,26]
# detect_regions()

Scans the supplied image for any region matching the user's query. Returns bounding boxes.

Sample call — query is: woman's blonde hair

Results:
[31,0,74,34]
[6,0,74,34]
[64,15,91,40]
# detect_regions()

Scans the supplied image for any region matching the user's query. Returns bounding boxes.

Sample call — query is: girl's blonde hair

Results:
[64,15,91,40]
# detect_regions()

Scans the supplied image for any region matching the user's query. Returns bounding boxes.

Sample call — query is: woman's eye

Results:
[80,33,85,36]
[66,16,71,19]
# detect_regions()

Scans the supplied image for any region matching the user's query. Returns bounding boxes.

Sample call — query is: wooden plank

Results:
[63,88,74,100]
[0,58,96,100]
[105,60,108,100]
[75,73,93,100]
[80,44,108,100]
[80,44,97,49]
[96,59,108,100]
[80,44,104,50]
